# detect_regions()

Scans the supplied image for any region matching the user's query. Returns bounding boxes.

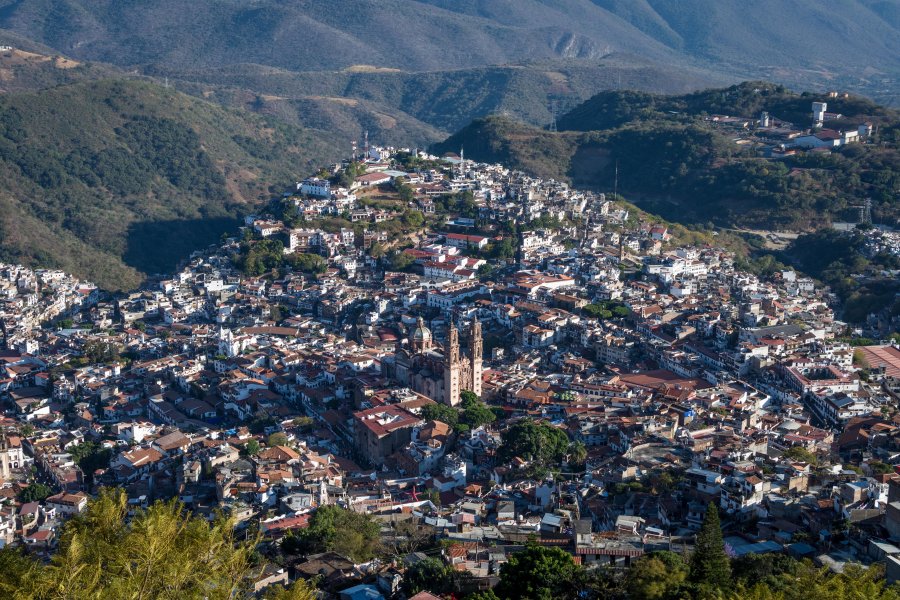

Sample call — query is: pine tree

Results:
[690,502,731,590]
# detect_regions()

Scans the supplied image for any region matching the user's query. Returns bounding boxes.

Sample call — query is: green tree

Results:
[625,551,688,599]
[267,433,288,447]
[269,305,284,323]
[498,419,570,465]
[477,263,495,278]
[0,488,260,599]
[583,304,612,319]
[0,546,37,596]
[19,483,53,503]
[245,439,260,456]
[387,250,415,272]
[569,441,587,465]
[731,552,800,593]
[82,339,121,364]
[869,461,895,475]
[402,557,457,596]
[726,561,900,600]
[262,580,317,600]
[292,416,314,430]
[467,591,501,600]
[782,446,818,466]
[611,305,630,319]
[490,237,517,259]
[395,180,415,203]
[689,503,731,591]
[401,209,425,229]
[460,391,495,429]
[70,441,112,484]
[248,416,276,434]
[285,505,379,562]
[235,238,285,276]
[285,252,326,274]
[420,403,460,428]
[495,543,583,600]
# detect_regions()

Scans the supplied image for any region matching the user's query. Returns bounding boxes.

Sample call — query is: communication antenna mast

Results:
[351,141,358,162]
[548,99,558,132]
[363,130,369,159]
[613,160,619,200]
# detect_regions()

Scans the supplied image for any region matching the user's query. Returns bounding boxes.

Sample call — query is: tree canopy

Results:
[402,557,459,596]
[19,483,53,503]
[498,419,570,465]
[625,551,689,599]
[282,505,380,562]
[420,402,459,428]
[494,543,582,600]
[460,391,496,429]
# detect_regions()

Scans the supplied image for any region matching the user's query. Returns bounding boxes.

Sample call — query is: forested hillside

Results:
[435,83,900,229]
[0,46,117,93]
[558,83,898,131]
[0,79,340,290]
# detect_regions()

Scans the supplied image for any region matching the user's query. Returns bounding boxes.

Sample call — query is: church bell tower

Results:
[444,323,461,406]
[469,317,483,397]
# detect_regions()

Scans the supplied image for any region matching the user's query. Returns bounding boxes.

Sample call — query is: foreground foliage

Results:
[478,508,900,600]
[0,488,315,600]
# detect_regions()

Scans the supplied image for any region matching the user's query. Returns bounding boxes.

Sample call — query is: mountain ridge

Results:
[0,0,896,102]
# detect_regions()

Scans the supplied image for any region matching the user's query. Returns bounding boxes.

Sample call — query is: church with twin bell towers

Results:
[385,316,483,406]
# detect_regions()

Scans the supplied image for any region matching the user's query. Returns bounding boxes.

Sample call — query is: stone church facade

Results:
[384,317,482,406]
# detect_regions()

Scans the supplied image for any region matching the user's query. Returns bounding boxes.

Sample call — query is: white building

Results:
[299,177,331,198]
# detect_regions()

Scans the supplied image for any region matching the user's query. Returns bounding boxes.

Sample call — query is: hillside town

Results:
[2,140,900,598]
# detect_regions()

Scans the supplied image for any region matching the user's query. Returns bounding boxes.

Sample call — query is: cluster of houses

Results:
[705,98,876,158]
[3,144,900,596]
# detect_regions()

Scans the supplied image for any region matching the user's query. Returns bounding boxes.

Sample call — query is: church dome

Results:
[411,317,432,342]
